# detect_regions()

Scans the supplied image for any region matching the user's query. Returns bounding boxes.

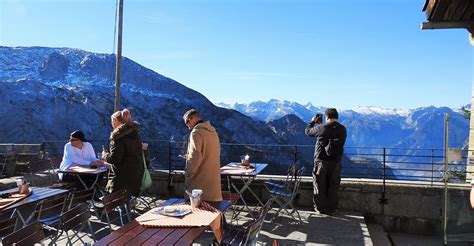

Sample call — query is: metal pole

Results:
[431,149,434,186]
[379,148,388,205]
[443,112,449,245]
[294,145,298,164]
[168,141,172,196]
[114,0,124,112]
[383,148,386,188]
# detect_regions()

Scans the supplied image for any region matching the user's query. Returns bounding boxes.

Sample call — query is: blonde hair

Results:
[111,108,132,124]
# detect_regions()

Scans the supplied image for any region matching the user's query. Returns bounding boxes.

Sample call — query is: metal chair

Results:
[2,221,46,246]
[67,188,99,218]
[26,192,68,242]
[264,163,298,190]
[267,166,305,225]
[0,153,16,178]
[59,202,95,245]
[100,189,131,231]
[67,188,96,209]
[47,155,75,190]
[220,200,272,246]
[0,217,17,239]
[221,190,240,223]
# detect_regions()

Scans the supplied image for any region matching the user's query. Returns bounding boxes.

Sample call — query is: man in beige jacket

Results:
[183,109,223,202]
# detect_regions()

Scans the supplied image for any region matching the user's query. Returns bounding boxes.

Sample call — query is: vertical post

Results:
[294,145,298,164]
[379,148,388,205]
[431,149,434,186]
[168,141,172,196]
[114,0,124,112]
[443,112,449,245]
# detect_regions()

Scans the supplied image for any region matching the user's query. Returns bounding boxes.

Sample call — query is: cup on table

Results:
[16,178,29,194]
[240,154,250,166]
[190,189,202,210]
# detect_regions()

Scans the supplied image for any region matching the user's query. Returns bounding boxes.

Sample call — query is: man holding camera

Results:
[305,108,347,215]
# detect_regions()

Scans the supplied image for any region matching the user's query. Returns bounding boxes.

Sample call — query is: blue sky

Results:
[1,0,472,109]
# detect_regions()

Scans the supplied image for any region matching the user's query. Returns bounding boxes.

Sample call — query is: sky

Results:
[1,0,473,110]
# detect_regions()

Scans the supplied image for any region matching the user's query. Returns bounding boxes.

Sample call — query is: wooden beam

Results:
[421,21,471,29]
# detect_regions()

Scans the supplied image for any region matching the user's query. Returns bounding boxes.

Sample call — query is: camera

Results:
[315,114,323,124]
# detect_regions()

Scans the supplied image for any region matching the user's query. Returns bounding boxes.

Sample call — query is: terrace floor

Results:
[2,172,469,245]
[36,195,372,245]
[7,193,471,246]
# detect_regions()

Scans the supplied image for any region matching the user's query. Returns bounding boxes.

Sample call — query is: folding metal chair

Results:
[2,221,46,246]
[267,166,305,225]
[0,153,16,178]
[221,190,239,222]
[47,156,75,190]
[67,188,99,218]
[100,189,131,231]
[59,202,95,245]
[26,192,68,242]
[0,217,17,239]
[67,188,96,209]
[264,163,298,190]
[220,200,272,245]
[130,190,160,216]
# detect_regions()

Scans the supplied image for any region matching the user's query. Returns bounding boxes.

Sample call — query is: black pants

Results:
[312,160,341,213]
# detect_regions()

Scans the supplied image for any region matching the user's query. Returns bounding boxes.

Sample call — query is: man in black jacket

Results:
[305,108,347,215]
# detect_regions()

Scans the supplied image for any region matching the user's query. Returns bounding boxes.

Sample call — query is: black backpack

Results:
[324,123,344,158]
[325,138,343,158]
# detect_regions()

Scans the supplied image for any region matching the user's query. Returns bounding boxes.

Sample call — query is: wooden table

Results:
[221,162,268,218]
[95,198,231,246]
[0,187,69,226]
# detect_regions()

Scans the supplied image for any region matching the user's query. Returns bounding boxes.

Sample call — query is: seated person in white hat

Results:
[59,130,105,189]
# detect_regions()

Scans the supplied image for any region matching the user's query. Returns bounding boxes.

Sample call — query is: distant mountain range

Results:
[0,46,284,145]
[218,100,470,150]
[0,46,296,175]
[0,46,469,180]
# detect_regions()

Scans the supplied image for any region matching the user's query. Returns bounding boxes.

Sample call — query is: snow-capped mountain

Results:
[1,46,469,180]
[220,100,470,150]
[0,46,286,147]
[217,99,326,122]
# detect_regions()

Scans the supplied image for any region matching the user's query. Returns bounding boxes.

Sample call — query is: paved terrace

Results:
[2,171,473,245]
[45,198,375,245]
[0,172,377,245]
[38,196,472,246]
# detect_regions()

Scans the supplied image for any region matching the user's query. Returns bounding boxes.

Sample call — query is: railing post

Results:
[379,148,388,205]
[168,141,173,196]
[294,145,298,164]
[431,149,434,186]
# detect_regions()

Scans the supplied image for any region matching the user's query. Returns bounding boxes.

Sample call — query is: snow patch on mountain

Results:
[352,106,411,116]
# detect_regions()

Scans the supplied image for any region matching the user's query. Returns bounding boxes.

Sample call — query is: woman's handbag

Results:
[141,151,152,191]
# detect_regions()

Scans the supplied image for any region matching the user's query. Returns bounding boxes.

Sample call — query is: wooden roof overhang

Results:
[421,0,474,43]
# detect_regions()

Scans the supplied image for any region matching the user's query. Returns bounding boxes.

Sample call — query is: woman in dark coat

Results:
[103,108,144,197]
